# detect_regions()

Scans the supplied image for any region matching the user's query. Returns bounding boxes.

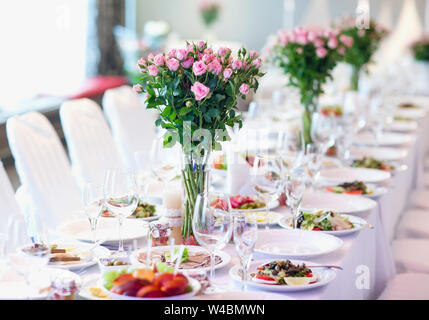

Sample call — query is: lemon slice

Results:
[284,277,311,286]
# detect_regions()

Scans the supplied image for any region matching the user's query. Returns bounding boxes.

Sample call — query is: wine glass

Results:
[250,154,283,229]
[134,150,152,201]
[305,144,322,192]
[149,137,181,183]
[284,167,306,229]
[82,183,103,244]
[192,192,232,285]
[104,169,139,255]
[310,112,336,154]
[233,214,258,292]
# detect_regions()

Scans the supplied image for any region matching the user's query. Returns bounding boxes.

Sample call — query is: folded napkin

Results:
[226,144,251,195]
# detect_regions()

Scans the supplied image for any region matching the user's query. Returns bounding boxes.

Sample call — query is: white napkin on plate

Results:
[226,144,251,195]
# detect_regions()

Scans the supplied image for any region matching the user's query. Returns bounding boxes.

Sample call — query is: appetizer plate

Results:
[79,277,111,300]
[354,132,414,147]
[242,211,283,225]
[349,146,407,161]
[59,218,149,245]
[229,259,336,292]
[129,245,231,272]
[231,199,280,213]
[385,120,418,132]
[322,183,388,199]
[300,191,377,215]
[254,229,343,259]
[101,276,201,300]
[319,167,391,184]
[48,242,110,271]
[278,214,368,236]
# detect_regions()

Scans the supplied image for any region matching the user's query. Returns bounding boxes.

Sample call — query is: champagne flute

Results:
[251,154,283,229]
[104,169,138,255]
[284,168,306,229]
[233,214,258,292]
[192,192,232,285]
[83,183,103,244]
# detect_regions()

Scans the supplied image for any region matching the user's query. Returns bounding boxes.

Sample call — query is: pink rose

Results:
[133,84,143,93]
[314,38,324,48]
[204,48,213,55]
[338,46,345,55]
[328,37,338,49]
[296,47,303,54]
[176,49,187,61]
[307,31,316,42]
[202,53,214,64]
[340,35,354,48]
[249,50,258,59]
[223,68,232,81]
[296,34,308,45]
[252,58,262,68]
[239,83,250,95]
[316,47,327,58]
[138,58,147,67]
[166,58,180,71]
[218,47,228,56]
[191,81,210,101]
[147,53,154,62]
[148,65,159,76]
[192,61,207,76]
[144,92,150,100]
[186,44,194,54]
[181,56,194,69]
[168,49,177,58]
[208,60,222,75]
[198,41,205,51]
[153,54,165,66]
[232,59,243,70]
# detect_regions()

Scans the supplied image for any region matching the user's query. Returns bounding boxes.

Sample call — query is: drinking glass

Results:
[305,144,322,192]
[192,192,232,283]
[310,112,336,154]
[284,168,306,229]
[104,169,139,255]
[83,183,103,244]
[149,138,181,183]
[233,214,258,292]
[251,154,283,229]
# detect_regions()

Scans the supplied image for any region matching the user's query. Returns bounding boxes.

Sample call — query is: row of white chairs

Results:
[3,85,157,230]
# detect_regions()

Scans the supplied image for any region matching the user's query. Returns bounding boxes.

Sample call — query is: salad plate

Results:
[47,242,110,271]
[59,218,149,245]
[130,245,231,272]
[354,132,414,147]
[319,167,391,185]
[102,201,161,222]
[349,146,407,161]
[229,259,337,292]
[300,190,377,215]
[254,229,343,259]
[229,195,279,213]
[323,182,388,199]
[278,211,368,236]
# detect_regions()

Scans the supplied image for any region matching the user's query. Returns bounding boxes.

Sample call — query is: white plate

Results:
[102,276,200,300]
[319,167,391,184]
[254,229,343,259]
[229,259,337,292]
[350,146,407,161]
[78,277,111,300]
[193,291,294,300]
[278,214,367,236]
[394,108,426,120]
[354,132,414,147]
[321,183,388,199]
[130,245,231,272]
[241,211,283,225]
[232,199,280,213]
[0,267,80,300]
[48,243,110,271]
[385,120,418,132]
[300,191,377,215]
[59,218,149,245]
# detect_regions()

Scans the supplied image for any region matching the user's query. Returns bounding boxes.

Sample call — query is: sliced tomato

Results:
[306,272,313,278]
[344,190,363,195]
[312,227,321,231]
[255,274,275,281]
[257,267,263,271]
[325,187,340,193]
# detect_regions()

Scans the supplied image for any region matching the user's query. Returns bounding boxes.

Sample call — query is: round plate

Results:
[78,277,111,300]
[300,191,377,215]
[319,167,391,184]
[394,108,426,120]
[354,132,414,147]
[58,218,149,245]
[320,183,388,199]
[349,146,408,161]
[254,229,343,259]
[241,211,283,225]
[48,243,110,271]
[229,259,337,292]
[385,120,418,132]
[278,214,367,236]
[102,276,201,300]
[232,199,280,213]
[129,245,231,272]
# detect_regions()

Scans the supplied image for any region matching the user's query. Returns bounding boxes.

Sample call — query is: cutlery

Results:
[306,265,343,270]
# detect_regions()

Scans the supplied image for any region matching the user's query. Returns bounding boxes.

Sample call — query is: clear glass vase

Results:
[181,151,210,245]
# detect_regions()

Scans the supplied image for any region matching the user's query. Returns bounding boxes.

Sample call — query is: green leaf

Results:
[161,106,172,117]
[179,107,192,116]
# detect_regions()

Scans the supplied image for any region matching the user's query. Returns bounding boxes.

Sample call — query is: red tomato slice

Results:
[345,190,363,195]
[325,187,339,193]
[255,274,275,281]
[312,227,321,231]
[306,272,313,278]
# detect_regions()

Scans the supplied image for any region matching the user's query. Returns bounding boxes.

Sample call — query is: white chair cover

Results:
[6,112,83,229]
[60,98,124,187]
[393,239,429,273]
[378,273,429,300]
[396,209,429,239]
[103,86,157,169]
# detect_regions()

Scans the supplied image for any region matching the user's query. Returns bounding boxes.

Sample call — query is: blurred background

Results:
[0,0,428,187]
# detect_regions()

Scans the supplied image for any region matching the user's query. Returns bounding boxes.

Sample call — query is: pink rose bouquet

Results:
[270,26,344,144]
[335,16,388,90]
[134,41,263,241]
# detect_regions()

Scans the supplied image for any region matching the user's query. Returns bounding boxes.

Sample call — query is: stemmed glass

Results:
[233,214,258,292]
[104,169,139,255]
[149,138,181,183]
[310,112,337,155]
[251,154,283,229]
[305,144,322,192]
[83,183,103,244]
[284,167,306,229]
[192,192,232,285]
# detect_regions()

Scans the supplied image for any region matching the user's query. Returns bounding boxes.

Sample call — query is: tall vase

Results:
[300,98,318,149]
[181,151,210,245]
[350,66,360,91]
